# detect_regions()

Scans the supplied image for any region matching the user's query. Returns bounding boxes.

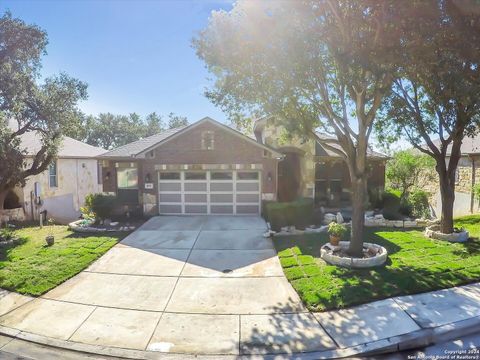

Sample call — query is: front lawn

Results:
[0,224,126,296]
[274,215,480,312]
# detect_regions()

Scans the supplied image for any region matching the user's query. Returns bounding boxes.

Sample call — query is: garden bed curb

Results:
[425,225,469,242]
[320,241,388,268]
[68,219,134,233]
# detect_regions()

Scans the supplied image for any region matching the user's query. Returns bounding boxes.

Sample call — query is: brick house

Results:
[98,117,386,216]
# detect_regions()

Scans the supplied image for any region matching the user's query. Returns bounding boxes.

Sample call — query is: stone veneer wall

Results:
[262,119,316,199]
[0,208,26,224]
[419,155,480,216]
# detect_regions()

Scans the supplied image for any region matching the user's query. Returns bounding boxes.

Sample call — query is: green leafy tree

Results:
[144,112,164,136]
[167,112,188,129]
[386,151,435,200]
[193,0,400,256]
[377,0,480,233]
[0,12,87,210]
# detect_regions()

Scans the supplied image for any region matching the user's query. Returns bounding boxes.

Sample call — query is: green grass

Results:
[0,224,126,296]
[273,215,480,312]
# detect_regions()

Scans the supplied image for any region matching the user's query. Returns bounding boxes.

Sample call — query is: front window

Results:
[49,162,58,188]
[117,168,138,189]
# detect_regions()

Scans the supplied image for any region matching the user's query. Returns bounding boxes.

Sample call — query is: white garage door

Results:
[158,170,261,215]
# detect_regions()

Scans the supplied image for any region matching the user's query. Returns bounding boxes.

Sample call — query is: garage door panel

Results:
[211,193,233,203]
[236,205,260,214]
[159,170,260,215]
[159,183,181,191]
[185,193,207,203]
[159,204,182,214]
[236,194,259,203]
[184,183,207,191]
[237,182,259,192]
[159,193,182,202]
[210,183,233,191]
[211,205,234,214]
[185,205,208,214]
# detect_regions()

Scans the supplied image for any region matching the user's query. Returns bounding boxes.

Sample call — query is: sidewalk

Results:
[1,282,480,359]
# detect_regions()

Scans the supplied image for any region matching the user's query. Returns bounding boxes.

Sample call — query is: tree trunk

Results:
[349,177,367,258]
[438,169,455,234]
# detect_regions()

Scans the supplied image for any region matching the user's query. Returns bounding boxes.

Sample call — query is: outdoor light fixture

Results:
[267,172,272,182]
[105,171,111,181]
[145,173,151,183]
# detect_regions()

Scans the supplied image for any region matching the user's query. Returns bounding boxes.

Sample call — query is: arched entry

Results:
[277,148,303,202]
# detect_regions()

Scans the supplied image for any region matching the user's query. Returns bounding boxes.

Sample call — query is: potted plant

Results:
[328,222,347,246]
[45,218,55,246]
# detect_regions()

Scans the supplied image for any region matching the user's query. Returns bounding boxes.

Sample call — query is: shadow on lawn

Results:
[274,227,402,257]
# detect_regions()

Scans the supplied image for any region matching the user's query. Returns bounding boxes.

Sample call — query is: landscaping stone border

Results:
[68,219,134,233]
[320,241,388,268]
[425,225,469,242]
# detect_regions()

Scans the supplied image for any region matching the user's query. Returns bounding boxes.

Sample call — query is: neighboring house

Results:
[2,130,105,223]
[423,136,480,217]
[98,116,387,217]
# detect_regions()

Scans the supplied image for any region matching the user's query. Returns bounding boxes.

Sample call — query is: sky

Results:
[1,0,234,123]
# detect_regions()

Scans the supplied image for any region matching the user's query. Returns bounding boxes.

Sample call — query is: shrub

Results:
[83,193,118,222]
[382,189,406,220]
[264,197,314,231]
[473,184,480,203]
[408,189,431,219]
[328,222,348,237]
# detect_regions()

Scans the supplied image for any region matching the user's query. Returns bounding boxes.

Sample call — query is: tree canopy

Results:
[194,0,401,256]
[0,12,87,209]
[377,0,480,233]
[386,150,435,200]
[78,111,189,150]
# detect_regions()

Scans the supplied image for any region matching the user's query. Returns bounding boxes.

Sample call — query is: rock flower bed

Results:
[68,219,136,233]
[425,224,469,242]
[320,241,388,268]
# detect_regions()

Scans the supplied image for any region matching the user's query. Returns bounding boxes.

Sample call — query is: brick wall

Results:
[101,121,280,215]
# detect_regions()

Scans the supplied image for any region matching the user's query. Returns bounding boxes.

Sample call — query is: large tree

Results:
[377,0,480,234]
[194,0,399,256]
[0,12,87,210]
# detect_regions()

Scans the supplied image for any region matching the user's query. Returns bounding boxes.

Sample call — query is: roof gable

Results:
[100,117,283,159]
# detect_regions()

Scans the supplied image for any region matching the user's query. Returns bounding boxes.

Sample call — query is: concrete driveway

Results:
[0,216,336,355]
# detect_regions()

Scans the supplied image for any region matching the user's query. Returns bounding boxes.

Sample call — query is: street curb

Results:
[1,315,480,359]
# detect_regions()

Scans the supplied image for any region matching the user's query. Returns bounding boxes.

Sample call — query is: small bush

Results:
[408,189,430,218]
[382,189,404,220]
[328,222,348,237]
[264,197,314,231]
[84,193,118,222]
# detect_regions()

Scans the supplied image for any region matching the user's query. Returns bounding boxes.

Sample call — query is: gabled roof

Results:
[7,120,105,158]
[99,117,284,159]
[315,133,387,159]
[431,135,480,156]
[99,126,187,158]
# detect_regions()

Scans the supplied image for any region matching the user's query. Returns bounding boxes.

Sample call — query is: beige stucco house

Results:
[3,132,105,224]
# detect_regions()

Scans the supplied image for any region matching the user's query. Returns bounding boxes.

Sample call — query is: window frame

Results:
[49,161,58,188]
[116,167,139,190]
